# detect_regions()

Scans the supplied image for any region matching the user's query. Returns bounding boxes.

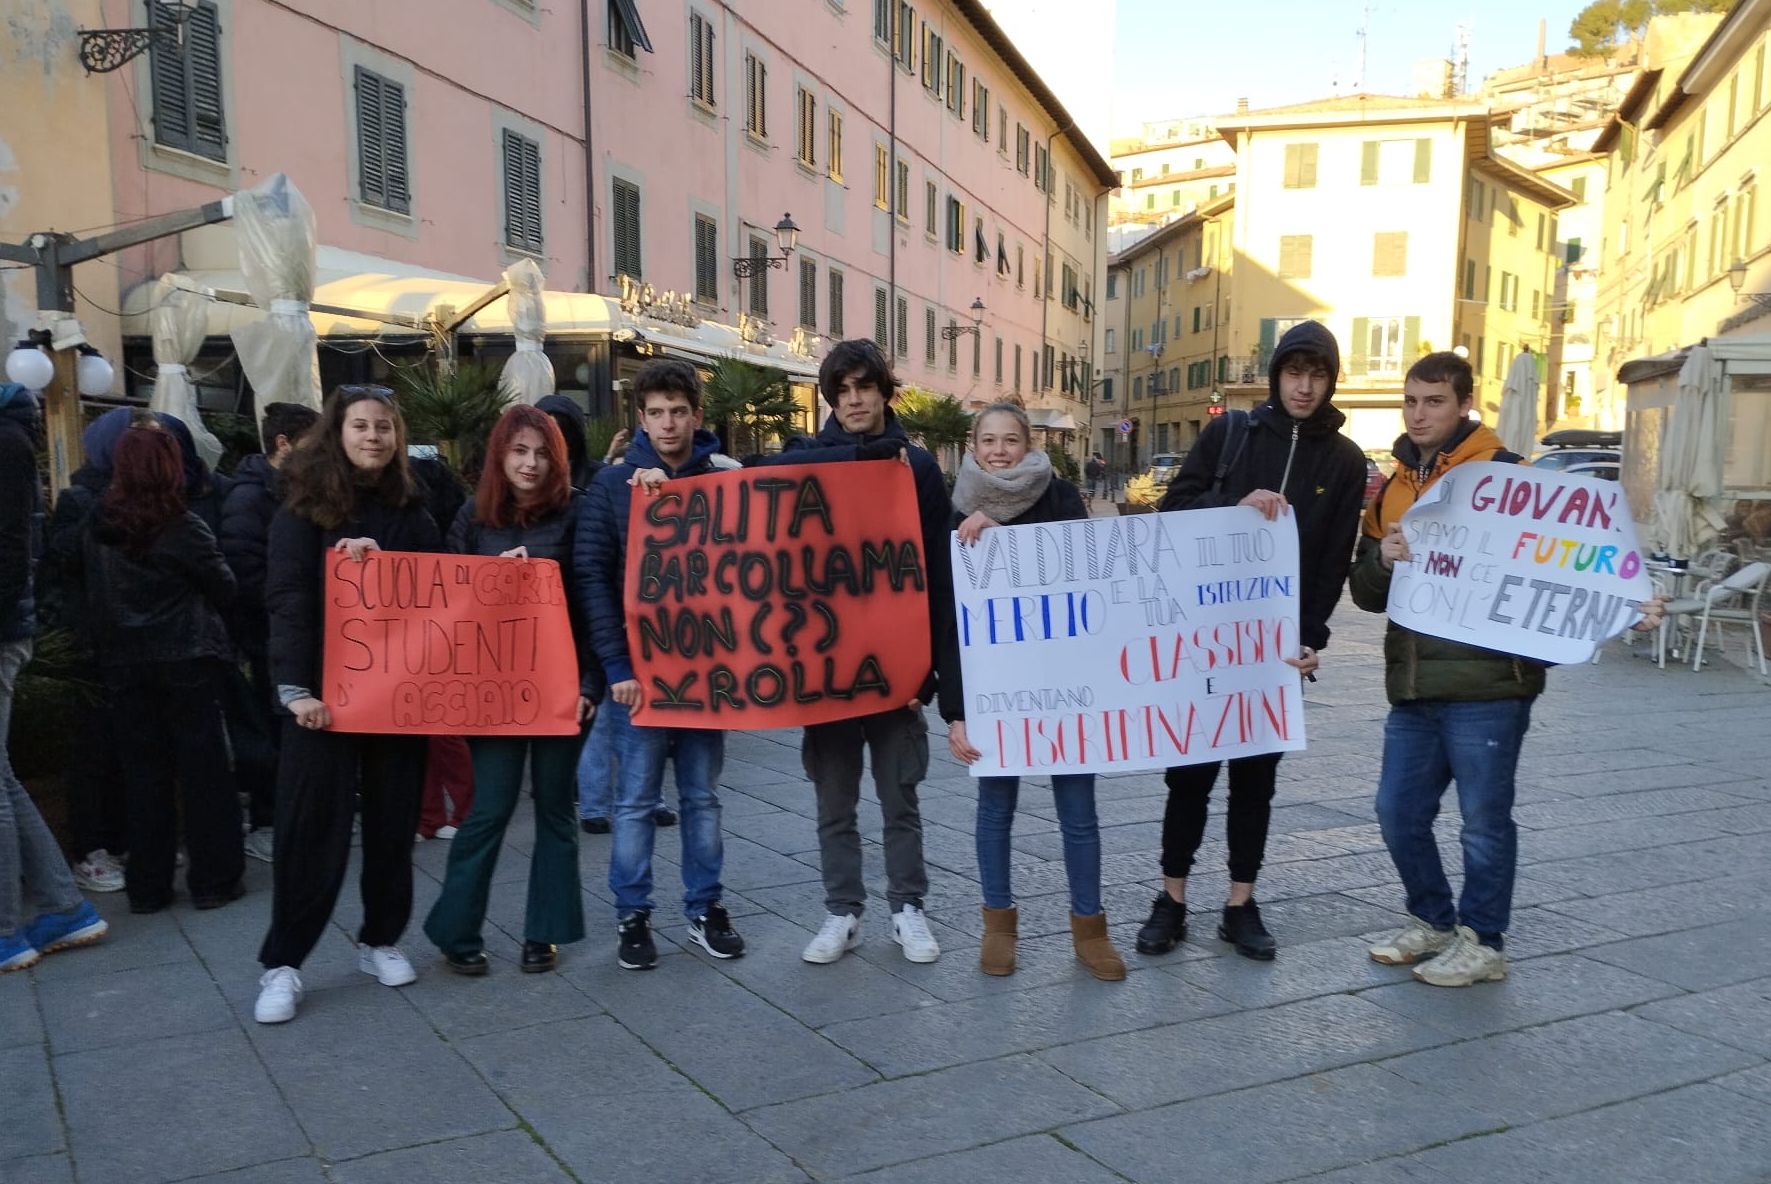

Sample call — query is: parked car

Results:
[1530,429,1621,473]
[1147,452,1187,487]
[1563,460,1620,481]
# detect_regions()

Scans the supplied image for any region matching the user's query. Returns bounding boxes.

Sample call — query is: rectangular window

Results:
[994,336,1003,384]
[1352,316,1416,377]
[873,143,890,209]
[827,109,844,181]
[1362,138,1429,185]
[1500,271,1518,312]
[149,0,227,161]
[504,130,544,254]
[998,107,1008,154]
[1104,327,1116,353]
[945,195,964,254]
[746,235,768,316]
[828,269,844,336]
[1013,343,1022,392]
[799,257,817,329]
[972,79,989,138]
[922,26,943,95]
[946,52,964,117]
[972,333,980,377]
[1722,374,1771,491]
[948,321,957,372]
[925,181,937,237]
[1016,124,1030,174]
[895,3,916,70]
[1462,257,1476,298]
[1535,212,1546,250]
[1571,175,1587,202]
[873,0,891,44]
[352,67,409,213]
[1277,234,1313,279]
[1106,271,1117,299]
[607,0,651,58]
[925,307,937,365]
[744,53,767,138]
[795,87,816,167]
[895,295,909,358]
[896,160,910,222]
[1034,143,1048,192]
[610,177,640,278]
[874,286,888,347]
[1016,243,1024,287]
[1282,142,1317,189]
[689,11,716,106]
[692,213,717,302]
[1372,231,1407,277]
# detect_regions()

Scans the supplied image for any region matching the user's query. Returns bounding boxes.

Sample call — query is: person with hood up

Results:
[750,338,956,967]
[574,359,744,971]
[1135,320,1367,961]
[1,383,109,973]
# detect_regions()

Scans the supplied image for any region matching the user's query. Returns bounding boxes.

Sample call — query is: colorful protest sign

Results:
[624,461,932,728]
[322,550,581,736]
[951,506,1306,777]
[1387,461,1653,664]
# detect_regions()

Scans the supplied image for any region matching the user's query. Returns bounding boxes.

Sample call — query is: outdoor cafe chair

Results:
[1656,561,1771,675]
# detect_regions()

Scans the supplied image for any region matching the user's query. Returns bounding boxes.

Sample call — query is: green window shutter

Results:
[1403,316,1420,361]
[1361,141,1379,186]
[355,68,386,208]
[1350,317,1370,376]
[1192,306,1201,333]
[1257,318,1276,369]
[185,3,227,161]
[379,77,410,214]
[1217,355,1227,383]
[1412,138,1431,183]
[1300,143,1317,187]
[149,2,193,152]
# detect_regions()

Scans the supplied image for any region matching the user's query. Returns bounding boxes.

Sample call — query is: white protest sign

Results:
[1387,461,1653,665]
[950,506,1306,777]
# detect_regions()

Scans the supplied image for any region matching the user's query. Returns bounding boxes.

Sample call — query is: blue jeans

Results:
[605,700,725,920]
[1,639,82,936]
[976,774,1101,916]
[575,697,617,820]
[1375,697,1534,948]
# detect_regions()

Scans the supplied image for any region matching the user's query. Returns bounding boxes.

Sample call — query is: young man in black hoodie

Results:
[753,339,955,965]
[1136,320,1366,960]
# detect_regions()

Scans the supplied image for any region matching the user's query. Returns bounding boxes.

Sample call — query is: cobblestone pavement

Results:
[5,598,1771,1183]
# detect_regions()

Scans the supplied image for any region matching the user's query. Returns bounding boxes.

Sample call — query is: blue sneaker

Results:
[0,932,41,974]
[23,901,108,956]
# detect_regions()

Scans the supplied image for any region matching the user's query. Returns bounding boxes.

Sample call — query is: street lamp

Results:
[732,213,800,278]
[4,335,54,390]
[940,297,986,340]
[1728,259,1771,310]
[75,344,114,396]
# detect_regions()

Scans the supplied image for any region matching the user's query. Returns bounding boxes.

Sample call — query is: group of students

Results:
[0,320,1662,1015]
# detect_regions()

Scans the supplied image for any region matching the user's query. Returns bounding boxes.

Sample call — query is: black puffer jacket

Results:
[219,453,282,654]
[0,388,43,643]
[1157,321,1367,651]
[80,510,236,666]
[938,474,1087,722]
[448,493,605,701]
[264,492,441,704]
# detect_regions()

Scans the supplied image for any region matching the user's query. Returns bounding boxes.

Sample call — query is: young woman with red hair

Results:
[423,403,604,975]
[80,419,243,912]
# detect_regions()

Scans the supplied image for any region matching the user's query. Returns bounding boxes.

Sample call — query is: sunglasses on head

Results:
[335,384,395,402]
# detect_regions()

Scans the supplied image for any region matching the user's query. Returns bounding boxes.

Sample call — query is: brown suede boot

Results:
[980,906,1017,976]
[1071,912,1127,981]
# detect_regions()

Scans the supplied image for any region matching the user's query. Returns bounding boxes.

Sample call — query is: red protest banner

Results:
[623,461,931,729]
[322,550,580,736]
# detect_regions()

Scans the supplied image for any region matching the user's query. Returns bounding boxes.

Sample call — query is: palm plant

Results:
[894,387,975,465]
[702,358,805,456]
[392,360,509,474]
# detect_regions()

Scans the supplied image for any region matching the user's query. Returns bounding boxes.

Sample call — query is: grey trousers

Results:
[802,707,930,917]
[1,638,82,937]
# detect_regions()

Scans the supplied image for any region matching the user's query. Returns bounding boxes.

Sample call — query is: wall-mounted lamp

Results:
[940,298,986,341]
[1728,259,1771,310]
[732,213,800,278]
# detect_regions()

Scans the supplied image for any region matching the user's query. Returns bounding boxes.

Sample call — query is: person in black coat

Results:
[423,404,603,975]
[939,404,1126,983]
[80,420,243,913]
[1136,319,1367,962]
[220,402,320,856]
[254,385,441,1025]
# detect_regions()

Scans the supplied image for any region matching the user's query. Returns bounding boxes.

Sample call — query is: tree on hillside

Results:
[1569,0,1732,57]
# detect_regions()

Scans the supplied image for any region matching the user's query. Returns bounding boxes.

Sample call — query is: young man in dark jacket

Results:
[574,359,743,970]
[1136,320,1367,960]
[0,384,108,972]
[220,402,319,861]
[752,339,955,966]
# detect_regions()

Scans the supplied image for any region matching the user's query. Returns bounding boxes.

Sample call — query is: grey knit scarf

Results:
[950,449,1053,523]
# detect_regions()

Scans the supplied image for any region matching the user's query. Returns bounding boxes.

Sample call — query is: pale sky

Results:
[988,0,1598,151]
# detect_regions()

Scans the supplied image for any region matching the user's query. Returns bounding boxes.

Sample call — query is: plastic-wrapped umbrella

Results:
[1653,344,1726,559]
[149,275,224,468]
[229,173,322,424]
[498,258,554,405]
[1495,350,1540,457]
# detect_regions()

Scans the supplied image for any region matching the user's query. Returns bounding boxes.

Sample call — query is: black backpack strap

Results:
[1210,411,1251,495]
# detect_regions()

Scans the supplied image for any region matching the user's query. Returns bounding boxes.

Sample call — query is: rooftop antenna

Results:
[1452,21,1472,95]
[1354,0,1374,91]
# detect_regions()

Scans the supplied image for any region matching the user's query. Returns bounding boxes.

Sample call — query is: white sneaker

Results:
[1412,925,1508,987]
[243,829,275,864]
[891,906,941,963]
[801,913,862,964]
[72,849,124,893]
[433,825,458,840]
[1368,915,1457,965]
[358,944,418,986]
[255,966,303,1023]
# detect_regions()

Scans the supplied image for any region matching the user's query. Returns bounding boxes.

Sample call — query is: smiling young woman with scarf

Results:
[940,403,1125,982]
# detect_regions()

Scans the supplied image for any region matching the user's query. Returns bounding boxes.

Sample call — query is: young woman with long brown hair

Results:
[423,403,602,975]
[255,386,441,1024]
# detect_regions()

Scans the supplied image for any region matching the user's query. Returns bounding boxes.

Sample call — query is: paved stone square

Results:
[4,600,1770,1183]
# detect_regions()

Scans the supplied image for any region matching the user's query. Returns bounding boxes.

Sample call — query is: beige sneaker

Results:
[1411,925,1507,987]
[1368,915,1456,965]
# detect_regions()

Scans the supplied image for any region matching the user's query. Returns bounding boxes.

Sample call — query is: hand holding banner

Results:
[951,506,1306,776]
[322,550,580,735]
[623,461,931,728]
[1387,462,1654,664]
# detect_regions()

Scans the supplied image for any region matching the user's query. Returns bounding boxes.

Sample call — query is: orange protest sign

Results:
[623,461,931,728]
[322,550,580,736]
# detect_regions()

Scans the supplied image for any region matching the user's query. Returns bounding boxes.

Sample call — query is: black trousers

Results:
[106,658,244,906]
[227,653,280,830]
[1159,753,1283,883]
[257,721,426,970]
[66,671,127,858]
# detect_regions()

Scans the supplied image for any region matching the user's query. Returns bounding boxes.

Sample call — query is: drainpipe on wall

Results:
[888,41,898,366]
[580,0,597,292]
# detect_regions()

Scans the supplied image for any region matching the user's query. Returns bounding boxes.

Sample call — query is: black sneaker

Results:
[1135,892,1188,955]
[688,902,745,959]
[1218,901,1277,960]
[580,816,611,835]
[617,911,657,970]
[652,807,678,828]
